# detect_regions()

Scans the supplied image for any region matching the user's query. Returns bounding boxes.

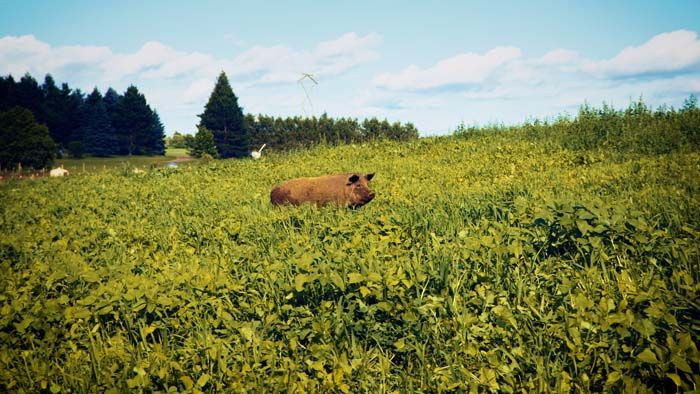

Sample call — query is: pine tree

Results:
[189,126,219,158]
[0,106,56,170]
[15,73,44,123]
[145,110,166,155]
[113,86,154,155]
[0,75,16,112]
[80,88,117,157]
[42,74,71,150]
[65,88,85,152]
[198,71,249,158]
[103,87,121,127]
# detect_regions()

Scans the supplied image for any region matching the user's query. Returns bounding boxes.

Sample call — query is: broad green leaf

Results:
[348,273,364,284]
[180,376,194,390]
[479,367,499,391]
[197,373,210,387]
[606,371,621,384]
[666,373,681,387]
[671,355,692,373]
[637,348,658,364]
[294,274,310,292]
[330,271,345,291]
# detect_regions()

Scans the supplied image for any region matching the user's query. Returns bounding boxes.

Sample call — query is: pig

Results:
[271,173,375,208]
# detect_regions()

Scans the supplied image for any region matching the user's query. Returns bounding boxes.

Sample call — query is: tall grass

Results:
[1,101,699,392]
[456,96,700,155]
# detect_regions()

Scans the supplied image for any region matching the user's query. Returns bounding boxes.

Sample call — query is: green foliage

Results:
[198,72,249,158]
[80,88,118,157]
[246,113,419,151]
[1,125,698,392]
[113,86,165,156]
[188,127,219,159]
[167,131,192,149]
[14,73,44,123]
[1,73,164,158]
[456,96,700,155]
[680,94,700,145]
[67,141,85,159]
[0,74,16,112]
[41,75,67,147]
[0,106,56,170]
[148,110,167,155]
[183,134,196,150]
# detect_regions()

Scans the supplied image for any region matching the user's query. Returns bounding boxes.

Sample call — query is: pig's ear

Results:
[365,173,375,181]
[348,174,360,184]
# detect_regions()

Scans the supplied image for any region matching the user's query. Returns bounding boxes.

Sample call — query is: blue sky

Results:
[2,1,700,135]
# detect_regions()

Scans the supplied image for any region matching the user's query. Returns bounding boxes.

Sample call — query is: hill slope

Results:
[1,132,699,392]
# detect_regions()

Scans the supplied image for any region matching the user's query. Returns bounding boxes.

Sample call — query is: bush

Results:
[67,141,85,159]
[456,96,700,155]
[188,126,219,158]
[0,106,56,170]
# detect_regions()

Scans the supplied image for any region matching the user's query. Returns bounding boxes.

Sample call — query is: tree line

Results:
[244,113,420,151]
[2,70,421,169]
[184,72,419,158]
[179,113,421,156]
[0,73,165,170]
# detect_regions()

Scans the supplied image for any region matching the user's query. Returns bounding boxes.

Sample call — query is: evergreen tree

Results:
[113,86,154,155]
[0,106,56,170]
[41,74,71,150]
[198,71,249,158]
[0,75,16,112]
[67,140,85,159]
[103,87,121,127]
[189,126,219,158]
[80,88,117,157]
[144,109,166,155]
[65,88,85,148]
[15,73,44,123]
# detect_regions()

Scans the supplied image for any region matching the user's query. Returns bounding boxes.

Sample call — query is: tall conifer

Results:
[80,88,117,156]
[198,72,249,158]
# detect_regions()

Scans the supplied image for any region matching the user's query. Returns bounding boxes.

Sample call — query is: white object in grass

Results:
[49,165,69,177]
[251,144,266,159]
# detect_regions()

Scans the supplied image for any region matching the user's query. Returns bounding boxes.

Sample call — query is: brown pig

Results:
[271,173,375,208]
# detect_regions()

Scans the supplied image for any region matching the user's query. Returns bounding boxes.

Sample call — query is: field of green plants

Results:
[1,106,699,392]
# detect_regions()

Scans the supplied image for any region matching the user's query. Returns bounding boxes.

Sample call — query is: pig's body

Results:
[271,173,375,208]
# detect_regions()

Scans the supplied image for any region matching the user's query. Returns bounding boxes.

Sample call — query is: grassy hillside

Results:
[1,126,699,391]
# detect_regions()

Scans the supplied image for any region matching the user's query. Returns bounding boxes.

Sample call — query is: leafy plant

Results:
[1,114,698,392]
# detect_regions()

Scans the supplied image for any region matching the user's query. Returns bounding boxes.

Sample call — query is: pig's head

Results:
[346,173,375,208]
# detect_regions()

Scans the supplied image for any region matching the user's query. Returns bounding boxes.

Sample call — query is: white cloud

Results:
[1,30,698,136]
[0,33,382,134]
[313,32,381,75]
[0,32,381,87]
[229,32,381,84]
[182,78,215,104]
[582,30,700,77]
[364,30,700,133]
[373,46,522,91]
[535,49,579,66]
[0,35,110,78]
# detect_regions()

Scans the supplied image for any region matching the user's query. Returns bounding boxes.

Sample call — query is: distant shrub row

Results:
[455,95,700,154]
[244,113,420,151]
